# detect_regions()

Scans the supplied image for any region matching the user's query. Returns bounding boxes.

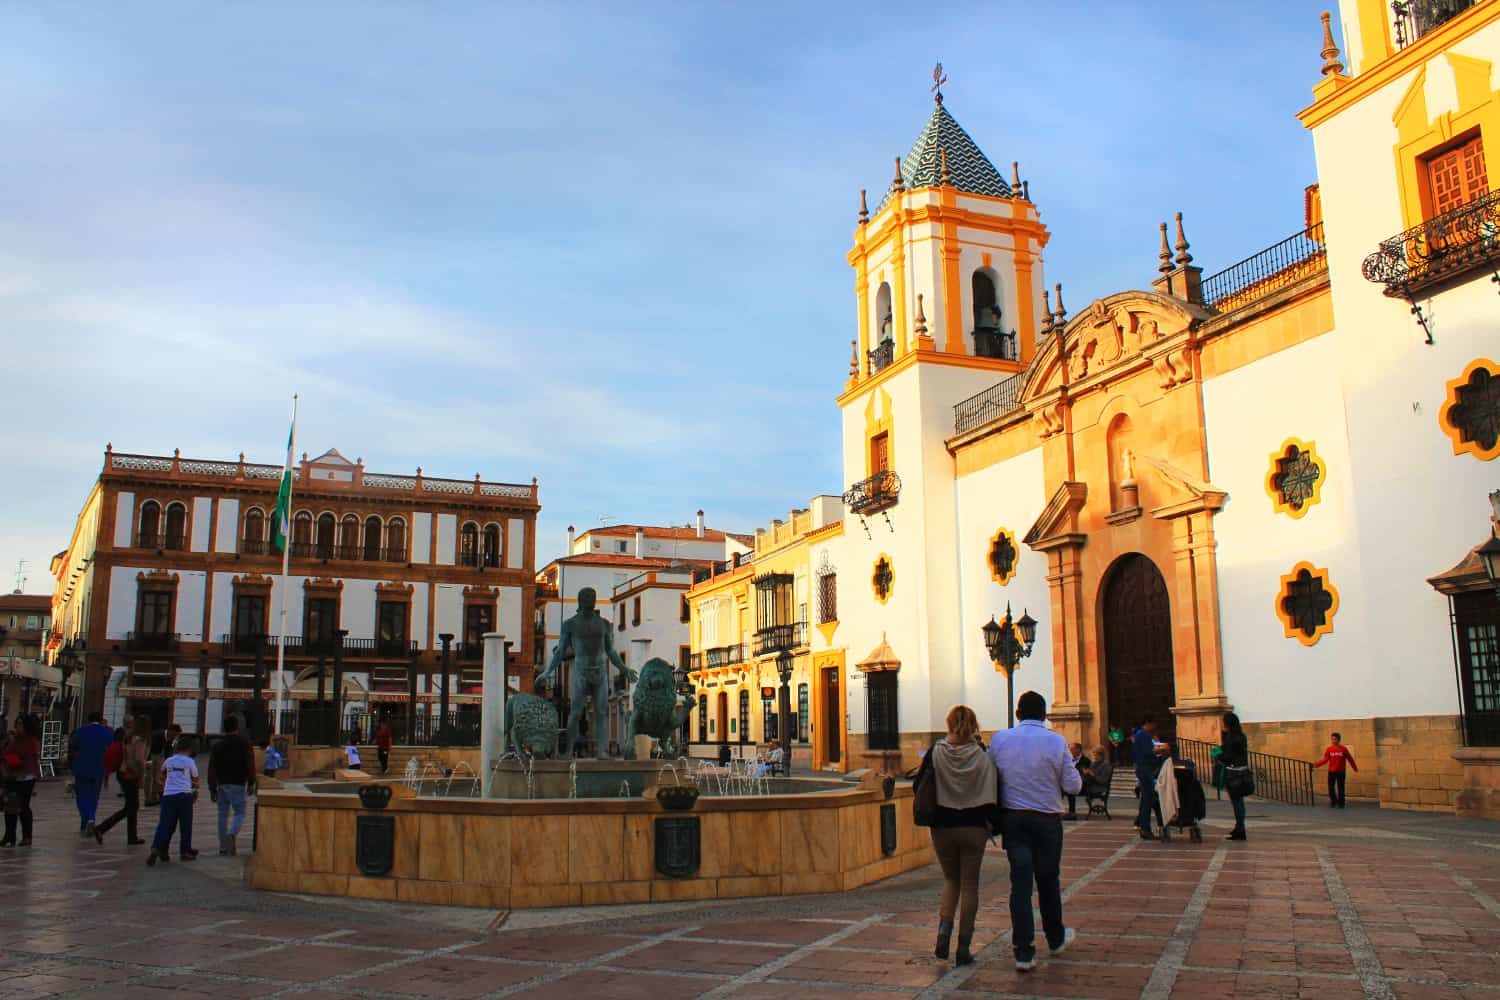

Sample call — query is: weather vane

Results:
[931,61,947,104]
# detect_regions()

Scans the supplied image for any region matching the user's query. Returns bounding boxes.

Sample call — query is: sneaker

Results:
[1015,957,1037,972]
[1051,928,1076,956]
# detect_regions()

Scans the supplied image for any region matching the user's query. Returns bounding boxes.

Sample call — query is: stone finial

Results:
[1173,212,1193,266]
[1012,161,1021,190]
[891,156,905,193]
[1158,222,1173,274]
[858,188,869,225]
[1053,283,1068,327]
[940,147,951,186]
[914,294,928,338]
[848,339,859,378]
[1022,180,1031,202]
[1040,288,1054,335]
[1320,11,1344,76]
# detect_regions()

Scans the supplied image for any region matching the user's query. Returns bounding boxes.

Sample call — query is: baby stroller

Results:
[1153,756,1206,843]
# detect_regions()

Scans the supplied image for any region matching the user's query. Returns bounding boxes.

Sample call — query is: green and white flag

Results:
[272,410,296,553]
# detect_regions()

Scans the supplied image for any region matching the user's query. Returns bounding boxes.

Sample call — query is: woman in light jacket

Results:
[926,705,1001,966]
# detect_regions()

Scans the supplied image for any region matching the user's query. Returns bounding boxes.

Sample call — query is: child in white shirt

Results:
[148,736,199,865]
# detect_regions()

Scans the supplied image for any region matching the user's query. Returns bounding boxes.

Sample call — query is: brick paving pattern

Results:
[0,781,1496,998]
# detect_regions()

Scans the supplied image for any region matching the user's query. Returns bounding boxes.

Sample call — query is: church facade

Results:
[829,1,1500,816]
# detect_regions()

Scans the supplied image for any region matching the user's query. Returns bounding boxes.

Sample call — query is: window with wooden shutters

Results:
[1426,135,1487,217]
[870,432,890,474]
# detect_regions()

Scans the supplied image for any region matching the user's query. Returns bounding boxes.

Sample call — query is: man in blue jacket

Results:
[69,712,115,836]
[1132,714,1166,839]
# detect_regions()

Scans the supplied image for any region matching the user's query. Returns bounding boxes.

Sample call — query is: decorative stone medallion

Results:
[1275,562,1339,646]
[1265,438,1325,518]
[872,555,895,604]
[1439,358,1500,461]
[355,814,395,877]
[880,803,897,857]
[654,816,701,878]
[987,527,1019,584]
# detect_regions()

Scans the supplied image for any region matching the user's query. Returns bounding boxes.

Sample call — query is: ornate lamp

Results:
[775,648,794,776]
[1482,490,1500,591]
[982,603,1038,729]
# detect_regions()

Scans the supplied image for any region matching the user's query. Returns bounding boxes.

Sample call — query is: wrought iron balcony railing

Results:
[240,538,269,555]
[453,641,484,662]
[1393,0,1477,48]
[842,470,901,517]
[704,643,745,669]
[1202,222,1327,311]
[972,327,1018,361]
[954,371,1027,434]
[868,340,894,374]
[752,622,807,656]
[1362,188,1500,300]
[125,631,180,653]
[134,533,187,551]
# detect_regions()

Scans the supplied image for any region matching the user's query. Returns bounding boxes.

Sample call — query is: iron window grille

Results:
[866,672,900,750]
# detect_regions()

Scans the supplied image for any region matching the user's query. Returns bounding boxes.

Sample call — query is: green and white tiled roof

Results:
[881,101,1012,207]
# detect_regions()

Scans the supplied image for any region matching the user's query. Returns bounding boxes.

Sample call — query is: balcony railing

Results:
[752,622,807,656]
[954,371,1027,435]
[1394,0,1477,48]
[134,533,187,551]
[282,541,409,563]
[453,641,484,662]
[1201,222,1327,312]
[125,631,180,653]
[240,538,269,555]
[704,643,746,669]
[868,339,894,374]
[842,470,901,517]
[1362,188,1500,299]
[972,327,1018,361]
[458,550,502,568]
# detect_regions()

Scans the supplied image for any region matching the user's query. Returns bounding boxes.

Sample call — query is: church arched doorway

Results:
[1101,553,1176,740]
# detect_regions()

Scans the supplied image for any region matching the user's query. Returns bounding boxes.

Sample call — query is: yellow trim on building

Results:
[1439,357,1500,461]
[1392,54,1500,230]
[1275,561,1340,646]
[1265,437,1327,519]
[987,527,1020,585]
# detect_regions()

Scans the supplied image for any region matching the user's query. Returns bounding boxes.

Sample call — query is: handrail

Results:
[1362,187,1500,299]
[1393,0,1477,48]
[953,371,1026,435]
[1176,736,1315,807]
[1201,222,1327,311]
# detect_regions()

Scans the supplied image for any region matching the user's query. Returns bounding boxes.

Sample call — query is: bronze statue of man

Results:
[535,587,637,758]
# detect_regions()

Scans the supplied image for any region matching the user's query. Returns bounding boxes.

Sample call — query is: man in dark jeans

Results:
[207,716,256,856]
[987,691,1082,972]
[1132,714,1166,839]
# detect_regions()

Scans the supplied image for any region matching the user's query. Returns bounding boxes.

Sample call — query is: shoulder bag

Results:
[912,750,938,827]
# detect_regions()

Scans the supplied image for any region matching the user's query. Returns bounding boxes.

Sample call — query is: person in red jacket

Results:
[1312,732,1358,808]
[375,719,393,774]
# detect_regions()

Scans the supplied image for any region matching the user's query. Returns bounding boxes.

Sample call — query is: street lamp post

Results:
[982,603,1038,730]
[437,633,454,746]
[55,641,82,727]
[1479,489,1500,591]
[775,649,794,776]
[673,659,695,757]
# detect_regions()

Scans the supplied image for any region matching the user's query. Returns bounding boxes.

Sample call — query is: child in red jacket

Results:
[1312,732,1358,808]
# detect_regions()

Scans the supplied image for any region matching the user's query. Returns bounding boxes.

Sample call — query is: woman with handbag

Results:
[917,705,1001,967]
[1,714,42,847]
[1221,712,1251,841]
[95,715,150,846]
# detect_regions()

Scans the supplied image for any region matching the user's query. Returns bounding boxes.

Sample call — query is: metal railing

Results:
[453,641,484,662]
[1362,188,1500,299]
[752,622,807,656]
[1394,0,1477,47]
[973,327,1018,361]
[953,371,1027,434]
[704,643,746,669]
[1176,736,1315,807]
[842,470,901,517]
[125,631,180,653]
[133,533,187,551]
[868,340,894,374]
[1202,222,1327,311]
[281,541,408,563]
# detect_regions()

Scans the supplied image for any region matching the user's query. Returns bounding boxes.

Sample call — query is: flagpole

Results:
[272,394,298,738]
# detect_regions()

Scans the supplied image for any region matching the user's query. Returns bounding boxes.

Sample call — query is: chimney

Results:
[634,528,645,558]
[567,525,575,552]
[696,509,705,538]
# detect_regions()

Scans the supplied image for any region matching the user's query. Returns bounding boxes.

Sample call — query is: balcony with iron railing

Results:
[1393,0,1478,48]
[752,621,808,657]
[458,550,502,568]
[125,631,180,653]
[1201,222,1327,312]
[1362,188,1500,300]
[704,643,746,669]
[842,470,901,517]
[285,541,409,563]
[868,339,895,374]
[133,533,187,551]
[953,371,1027,435]
[972,327,1018,361]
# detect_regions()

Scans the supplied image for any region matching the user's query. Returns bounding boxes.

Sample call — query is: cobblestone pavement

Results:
[1,781,1498,999]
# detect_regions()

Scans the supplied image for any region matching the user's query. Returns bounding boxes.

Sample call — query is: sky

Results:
[0,1,1338,591]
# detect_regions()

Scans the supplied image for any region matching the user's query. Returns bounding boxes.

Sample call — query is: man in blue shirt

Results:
[69,712,115,835]
[988,691,1082,972]
[1132,714,1166,839]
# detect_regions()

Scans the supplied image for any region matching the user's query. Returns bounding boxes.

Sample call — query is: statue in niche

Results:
[536,587,638,758]
[1121,448,1135,483]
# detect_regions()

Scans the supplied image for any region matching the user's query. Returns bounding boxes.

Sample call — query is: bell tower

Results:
[837,75,1053,765]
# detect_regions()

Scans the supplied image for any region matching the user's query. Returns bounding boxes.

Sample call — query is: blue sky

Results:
[0,2,1336,590]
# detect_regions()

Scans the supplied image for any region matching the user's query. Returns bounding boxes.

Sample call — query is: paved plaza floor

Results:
[1,781,1498,999]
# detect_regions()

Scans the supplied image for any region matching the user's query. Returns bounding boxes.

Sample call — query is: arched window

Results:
[315,513,335,558]
[363,515,382,561]
[482,524,501,568]
[459,522,479,567]
[138,500,161,548]
[292,511,313,548]
[340,514,359,557]
[386,517,406,561]
[971,270,1014,359]
[164,502,187,550]
[242,507,265,554]
[871,282,895,374]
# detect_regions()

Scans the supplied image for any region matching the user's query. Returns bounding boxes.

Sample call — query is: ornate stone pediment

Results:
[1135,455,1228,518]
[1023,291,1210,403]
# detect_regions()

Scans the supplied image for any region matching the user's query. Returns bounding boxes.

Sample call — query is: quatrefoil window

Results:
[1275,562,1339,646]
[1439,358,1500,461]
[1265,438,1325,518]
[987,528,1018,585]
[872,555,894,604]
